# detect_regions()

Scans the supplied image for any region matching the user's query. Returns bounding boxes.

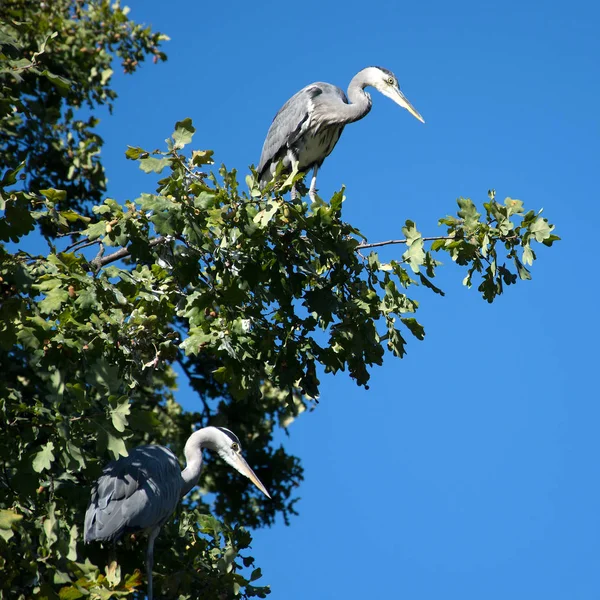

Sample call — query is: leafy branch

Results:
[356,235,457,250]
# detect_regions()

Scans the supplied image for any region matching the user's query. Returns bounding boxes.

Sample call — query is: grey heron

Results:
[257,66,424,201]
[84,426,270,600]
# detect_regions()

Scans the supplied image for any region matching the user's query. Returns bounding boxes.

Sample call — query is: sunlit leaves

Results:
[139,156,171,174]
[434,194,559,303]
[192,149,215,166]
[401,220,425,273]
[99,429,129,460]
[110,398,131,433]
[125,146,148,160]
[0,509,23,542]
[32,441,56,473]
[0,1,167,215]
[172,117,196,149]
[253,201,280,228]
[530,216,554,242]
[457,197,481,228]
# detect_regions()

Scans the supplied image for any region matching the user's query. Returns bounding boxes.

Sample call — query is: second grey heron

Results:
[257,66,424,201]
[84,426,270,600]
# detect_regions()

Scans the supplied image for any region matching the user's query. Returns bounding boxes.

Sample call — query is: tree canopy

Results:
[0,2,559,599]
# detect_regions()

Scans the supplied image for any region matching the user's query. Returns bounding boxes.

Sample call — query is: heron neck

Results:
[180,428,212,497]
[345,74,373,123]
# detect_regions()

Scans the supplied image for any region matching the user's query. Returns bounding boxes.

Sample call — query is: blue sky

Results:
[90,0,598,597]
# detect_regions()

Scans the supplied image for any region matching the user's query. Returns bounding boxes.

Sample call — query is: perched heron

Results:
[257,66,424,201]
[84,426,270,600]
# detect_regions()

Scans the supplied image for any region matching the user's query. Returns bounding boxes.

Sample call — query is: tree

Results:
[0,2,559,599]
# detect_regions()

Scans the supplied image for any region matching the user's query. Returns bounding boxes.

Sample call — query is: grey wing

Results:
[84,445,182,543]
[257,84,325,180]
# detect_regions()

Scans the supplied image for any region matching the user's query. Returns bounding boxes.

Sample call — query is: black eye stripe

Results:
[216,426,241,446]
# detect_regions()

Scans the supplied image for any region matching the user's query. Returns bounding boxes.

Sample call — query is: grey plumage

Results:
[257,66,424,201]
[84,445,181,543]
[84,426,270,600]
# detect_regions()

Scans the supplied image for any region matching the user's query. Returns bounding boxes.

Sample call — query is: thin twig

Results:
[65,238,100,252]
[355,235,457,251]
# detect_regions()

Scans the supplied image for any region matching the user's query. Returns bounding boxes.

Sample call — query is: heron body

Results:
[84,445,181,543]
[85,427,270,600]
[257,66,424,201]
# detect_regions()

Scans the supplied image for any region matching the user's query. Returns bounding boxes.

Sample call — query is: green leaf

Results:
[60,210,91,224]
[39,287,69,314]
[43,503,58,548]
[457,198,481,228]
[0,509,23,542]
[1,161,25,186]
[58,586,85,600]
[105,431,128,460]
[74,288,97,309]
[191,149,214,165]
[124,570,143,590]
[402,220,425,273]
[198,514,223,537]
[125,146,148,160]
[418,273,445,296]
[401,317,425,340]
[430,238,449,251]
[16,326,41,350]
[105,560,121,586]
[65,442,85,470]
[67,524,79,561]
[41,70,71,91]
[40,188,67,203]
[110,400,131,433]
[253,202,279,228]
[53,570,72,585]
[504,197,524,215]
[139,156,171,174]
[88,358,121,394]
[100,68,113,85]
[32,441,55,473]
[58,587,85,600]
[330,187,345,212]
[530,217,553,242]
[172,118,196,149]
[522,245,534,266]
[514,257,531,280]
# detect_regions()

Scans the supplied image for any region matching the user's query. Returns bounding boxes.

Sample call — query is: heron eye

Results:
[231,442,239,452]
[387,77,394,85]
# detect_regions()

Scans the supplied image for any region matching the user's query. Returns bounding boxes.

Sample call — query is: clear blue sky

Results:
[94,0,599,598]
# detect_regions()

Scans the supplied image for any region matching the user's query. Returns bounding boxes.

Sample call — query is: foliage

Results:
[0,4,559,599]
[0,0,167,221]
[0,117,558,597]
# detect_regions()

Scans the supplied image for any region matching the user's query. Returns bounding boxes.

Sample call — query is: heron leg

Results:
[146,527,160,600]
[309,165,319,202]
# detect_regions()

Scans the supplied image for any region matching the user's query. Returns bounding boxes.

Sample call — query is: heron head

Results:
[209,427,271,499]
[368,66,425,124]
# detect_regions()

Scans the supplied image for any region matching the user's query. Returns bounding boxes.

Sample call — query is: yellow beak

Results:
[235,454,271,499]
[393,87,425,123]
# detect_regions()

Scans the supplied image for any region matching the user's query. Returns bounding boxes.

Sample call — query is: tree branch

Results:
[355,235,456,251]
[90,236,169,270]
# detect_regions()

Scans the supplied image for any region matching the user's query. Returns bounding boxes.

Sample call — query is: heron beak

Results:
[235,455,271,499]
[392,87,425,123]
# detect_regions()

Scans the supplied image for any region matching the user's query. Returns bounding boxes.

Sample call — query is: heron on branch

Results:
[258,66,424,201]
